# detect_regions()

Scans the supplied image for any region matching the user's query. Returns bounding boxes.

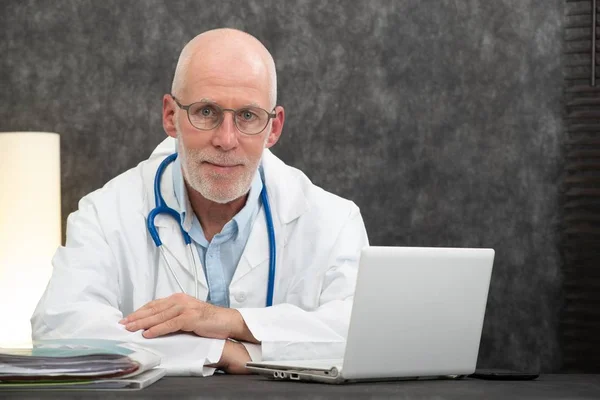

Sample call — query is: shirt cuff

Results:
[204,337,226,365]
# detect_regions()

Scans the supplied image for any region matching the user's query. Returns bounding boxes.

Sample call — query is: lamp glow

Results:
[0,132,61,348]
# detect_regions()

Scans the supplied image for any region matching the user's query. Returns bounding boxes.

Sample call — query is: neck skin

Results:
[184,180,248,242]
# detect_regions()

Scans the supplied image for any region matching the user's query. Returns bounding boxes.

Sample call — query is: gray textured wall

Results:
[0,1,564,371]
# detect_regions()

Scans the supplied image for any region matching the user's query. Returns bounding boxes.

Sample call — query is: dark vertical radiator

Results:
[562,0,600,371]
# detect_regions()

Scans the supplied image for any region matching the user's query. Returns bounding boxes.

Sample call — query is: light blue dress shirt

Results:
[172,157,263,307]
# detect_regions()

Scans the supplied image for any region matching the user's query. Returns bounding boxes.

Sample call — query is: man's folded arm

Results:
[30,197,225,376]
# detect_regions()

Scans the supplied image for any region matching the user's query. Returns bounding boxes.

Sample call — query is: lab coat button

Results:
[235,291,247,302]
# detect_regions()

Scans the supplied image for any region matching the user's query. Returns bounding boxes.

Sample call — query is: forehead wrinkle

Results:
[182,79,269,109]
[187,63,269,93]
[186,72,266,91]
[198,98,261,106]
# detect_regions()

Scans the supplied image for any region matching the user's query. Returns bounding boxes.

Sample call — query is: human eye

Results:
[237,108,259,121]
[191,103,219,119]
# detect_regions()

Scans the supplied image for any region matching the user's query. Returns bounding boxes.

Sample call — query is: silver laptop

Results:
[246,246,495,384]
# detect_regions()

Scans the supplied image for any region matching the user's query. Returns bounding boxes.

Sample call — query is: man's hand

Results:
[120,293,251,340]
[208,340,253,375]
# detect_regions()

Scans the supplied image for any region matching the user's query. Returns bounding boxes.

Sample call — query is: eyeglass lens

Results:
[187,102,270,134]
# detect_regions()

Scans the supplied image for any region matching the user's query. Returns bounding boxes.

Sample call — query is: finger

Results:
[142,315,187,339]
[125,304,182,332]
[120,293,195,324]
[120,298,171,324]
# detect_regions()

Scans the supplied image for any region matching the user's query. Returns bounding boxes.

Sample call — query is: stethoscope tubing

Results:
[147,153,276,307]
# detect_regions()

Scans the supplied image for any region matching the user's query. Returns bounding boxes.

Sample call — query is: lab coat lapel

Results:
[231,149,308,285]
[231,207,270,284]
[155,218,203,284]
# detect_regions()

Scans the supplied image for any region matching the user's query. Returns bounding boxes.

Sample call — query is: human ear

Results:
[162,94,178,139]
[265,105,285,148]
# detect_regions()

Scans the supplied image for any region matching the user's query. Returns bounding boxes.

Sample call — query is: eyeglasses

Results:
[172,96,276,135]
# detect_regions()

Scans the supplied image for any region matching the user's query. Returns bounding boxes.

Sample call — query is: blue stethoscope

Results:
[146,153,277,307]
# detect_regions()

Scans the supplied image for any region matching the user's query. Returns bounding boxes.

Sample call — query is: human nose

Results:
[211,111,239,151]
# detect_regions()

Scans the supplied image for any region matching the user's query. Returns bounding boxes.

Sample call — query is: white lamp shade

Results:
[0,132,61,347]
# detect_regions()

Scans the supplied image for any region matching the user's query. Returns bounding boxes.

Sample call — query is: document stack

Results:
[0,339,164,391]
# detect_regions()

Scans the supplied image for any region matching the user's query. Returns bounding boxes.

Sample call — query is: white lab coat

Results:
[31,137,369,376]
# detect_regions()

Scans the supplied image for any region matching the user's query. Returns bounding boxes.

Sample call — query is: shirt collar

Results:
[172,155,263,240]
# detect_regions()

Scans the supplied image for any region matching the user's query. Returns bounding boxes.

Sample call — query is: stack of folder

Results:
[0,338,165,391]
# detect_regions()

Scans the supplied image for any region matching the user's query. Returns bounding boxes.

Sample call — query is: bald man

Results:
[32,29,369,376]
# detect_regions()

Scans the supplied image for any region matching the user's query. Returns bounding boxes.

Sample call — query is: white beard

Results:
[175,125,264,204]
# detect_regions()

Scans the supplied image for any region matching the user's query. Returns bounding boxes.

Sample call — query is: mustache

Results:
[186,149,248,167]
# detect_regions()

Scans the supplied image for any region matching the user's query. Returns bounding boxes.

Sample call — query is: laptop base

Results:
[246,363,467,384]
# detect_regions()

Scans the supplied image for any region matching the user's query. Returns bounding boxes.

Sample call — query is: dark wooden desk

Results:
[2,374,600,399]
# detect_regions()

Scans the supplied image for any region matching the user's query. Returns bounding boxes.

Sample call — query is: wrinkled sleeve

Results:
[238,205,369,361]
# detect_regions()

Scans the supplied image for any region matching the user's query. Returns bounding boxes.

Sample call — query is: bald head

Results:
[171,28,277,109]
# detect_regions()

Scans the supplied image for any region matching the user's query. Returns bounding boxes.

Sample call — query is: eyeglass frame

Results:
[171,95,277,136]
